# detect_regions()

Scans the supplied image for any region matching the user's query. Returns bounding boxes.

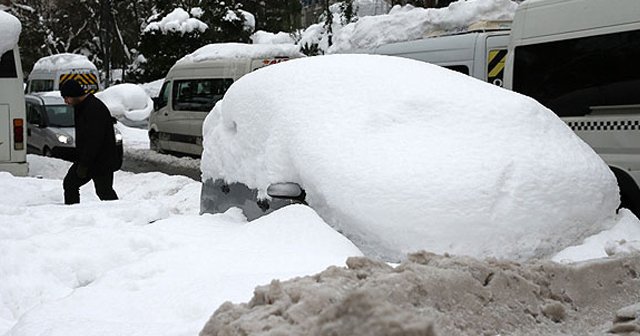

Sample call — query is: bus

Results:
[0,11,28,176]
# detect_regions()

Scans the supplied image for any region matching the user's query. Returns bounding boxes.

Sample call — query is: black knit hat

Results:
[60,79,86,98]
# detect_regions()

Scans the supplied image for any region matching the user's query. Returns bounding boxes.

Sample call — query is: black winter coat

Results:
[74,94,120,176]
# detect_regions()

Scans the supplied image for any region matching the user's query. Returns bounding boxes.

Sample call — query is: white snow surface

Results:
[251,31,296,45]
[0,155,362,336]
[320,0,517,53]
[31,53,97,73]
[95,83,153,121]
[2,122,640,335]
[144,8,208,35]
[175,43,304,65]
[0,11,21,56]
[138,78,164,98]
[201,54,623,261]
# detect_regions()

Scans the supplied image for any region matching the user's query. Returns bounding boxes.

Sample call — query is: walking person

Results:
[61,79,120,204]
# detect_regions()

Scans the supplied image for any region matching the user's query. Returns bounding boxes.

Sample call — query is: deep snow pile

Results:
[201,54,621,262]
[0,11,20,55]
[31,53,97,73]
[0,156,362,336]
[328,0,517,53]
[200,251,640,336]
[96,83,153,121]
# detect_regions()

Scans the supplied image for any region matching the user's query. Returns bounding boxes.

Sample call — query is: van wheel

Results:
[149,132,164,154]
[611,167,640,217]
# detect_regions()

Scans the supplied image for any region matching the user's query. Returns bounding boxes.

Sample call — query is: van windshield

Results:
[46,105,74,127]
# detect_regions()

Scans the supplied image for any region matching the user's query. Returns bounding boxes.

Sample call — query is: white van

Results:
[149,43,304,156]
[0,12,28,176]
[26,53,101,94]
[504,0,640,214]
[367,21,511,87]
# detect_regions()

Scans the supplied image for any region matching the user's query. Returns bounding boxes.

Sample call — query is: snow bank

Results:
[202,54,621,261]
[144,8,208,35]
[96,83,153,121]
[0,11,21,56]
[31,53,97,73]
[1,155,362,335]
[176,43,303,65]
[553,209,640,263]
[200,252,640,336]
[329,0,518,53]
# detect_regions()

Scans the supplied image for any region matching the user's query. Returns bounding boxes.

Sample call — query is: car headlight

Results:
[57,134,73,144]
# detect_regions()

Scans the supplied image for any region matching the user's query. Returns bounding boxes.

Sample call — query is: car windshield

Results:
[45,105,74,127]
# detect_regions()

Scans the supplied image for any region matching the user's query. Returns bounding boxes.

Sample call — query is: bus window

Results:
[0,51,17,78]
[512,29,640,117]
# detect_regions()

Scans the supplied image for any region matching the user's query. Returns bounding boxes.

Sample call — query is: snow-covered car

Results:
[25,92,123,162]
[200,54,620,262]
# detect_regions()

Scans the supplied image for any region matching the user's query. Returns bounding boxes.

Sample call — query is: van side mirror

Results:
[152,97,162,111]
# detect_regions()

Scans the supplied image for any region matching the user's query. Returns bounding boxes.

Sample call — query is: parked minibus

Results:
[26,53,101,94]
[365,21,511,86]
[148,43,304,156]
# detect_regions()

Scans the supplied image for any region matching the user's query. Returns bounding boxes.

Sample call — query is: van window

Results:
[158,82,170,109]
[512,29,640,117]
[172,78,234,112]
[26,104,43,125]
[29,80,55,93]
[0,51,17,78]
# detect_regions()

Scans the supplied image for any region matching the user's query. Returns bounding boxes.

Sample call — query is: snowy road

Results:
[116,123,202,181]
[121,148,202,181]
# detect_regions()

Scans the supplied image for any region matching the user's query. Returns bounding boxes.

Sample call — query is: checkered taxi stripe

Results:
[567,120,640,131]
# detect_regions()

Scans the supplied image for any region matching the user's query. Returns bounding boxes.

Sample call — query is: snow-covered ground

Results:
[0,153,362,336]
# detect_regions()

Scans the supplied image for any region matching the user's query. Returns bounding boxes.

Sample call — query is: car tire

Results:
[149,132,164,154]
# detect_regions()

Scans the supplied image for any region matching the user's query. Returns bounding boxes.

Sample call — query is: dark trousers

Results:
[63,163,118,205]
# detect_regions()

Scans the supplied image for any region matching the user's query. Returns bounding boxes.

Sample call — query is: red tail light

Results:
[13,119,24,150]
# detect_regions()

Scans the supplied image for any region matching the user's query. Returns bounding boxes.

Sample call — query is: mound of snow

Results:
[96,84,153,121]
[0,11,21,55]
[31,53,97,73]
[202,54,621,261]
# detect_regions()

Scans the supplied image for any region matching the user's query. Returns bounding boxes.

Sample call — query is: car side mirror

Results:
[267,182,305,200]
